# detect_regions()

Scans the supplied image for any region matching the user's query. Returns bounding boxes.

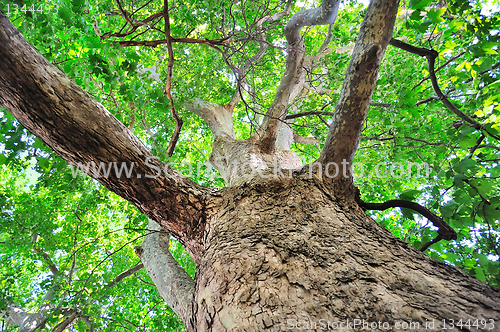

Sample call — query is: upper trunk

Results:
[193,173,500,331]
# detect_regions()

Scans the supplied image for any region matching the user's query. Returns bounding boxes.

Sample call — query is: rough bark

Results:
[319,0,399,172]
[0,11,211,262]
[194,174,500,331]
[2,0,500,330]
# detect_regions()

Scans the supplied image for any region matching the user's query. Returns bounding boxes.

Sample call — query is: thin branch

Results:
[419,234,443,252]
[357,197,457,243]
[118,36,231,48]
[464,60,500,84]
[115,0,133,26]
[286,110,335,120]
[163,0,183,157]
[226,0,293,111]
[389,38,481,130]
[79,315,95,332]
[475,144,500,152]
[101,12,163,39]
[412,51,466,90]
[106,263,144,289]
[32,247,59,276]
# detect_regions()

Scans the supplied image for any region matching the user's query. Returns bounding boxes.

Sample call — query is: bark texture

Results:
[194,174,500,331]
[319,0,399,169]
[2,0,500,330]
[0,11,211,262]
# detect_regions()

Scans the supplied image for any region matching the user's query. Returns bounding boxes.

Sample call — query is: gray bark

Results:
[258,0,340,152]
[137,220,195,328]
[4,304,48,332]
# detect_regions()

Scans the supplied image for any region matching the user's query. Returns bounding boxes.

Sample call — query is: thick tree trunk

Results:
[2,2,499,331]
[194,173,500,331]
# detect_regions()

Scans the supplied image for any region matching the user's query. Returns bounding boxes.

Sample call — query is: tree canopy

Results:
[1,0,499,330]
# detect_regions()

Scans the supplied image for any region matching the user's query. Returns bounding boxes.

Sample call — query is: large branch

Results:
[51,312,78,332]
[0,12,211,263]
[184,98,235,139]
[258,0,341,153]
[319,0,399,171]
[137,220,195,328]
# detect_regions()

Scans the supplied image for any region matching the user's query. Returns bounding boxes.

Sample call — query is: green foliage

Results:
[1,0,500,330]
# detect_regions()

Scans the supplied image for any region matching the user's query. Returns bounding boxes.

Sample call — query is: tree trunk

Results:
[1,2,499,331]
[194,173,500,331]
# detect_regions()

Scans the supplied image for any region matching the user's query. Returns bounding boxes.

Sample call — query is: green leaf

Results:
[458,158,477,173]
[409,0,432,10]
[58,6,73,24]
[399,189,421,201]
[440,205,454,218]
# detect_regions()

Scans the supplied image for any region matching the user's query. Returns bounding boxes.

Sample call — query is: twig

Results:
[115,0,133,26]
[390,38,481,130]
[117,36,231,48]
[356,188,457,252]
[412,51,466,90]
[163,0,183,157]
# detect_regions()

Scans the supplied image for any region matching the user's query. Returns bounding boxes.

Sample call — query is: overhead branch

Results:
[163,0,183,157]
[78,314,94,332]
[184,98,235,139]
[226,0,293,111]
[0,12,212,262]
[177,1,293,136]
[357,198,457,241]
[115,0,133,26]
[52,312,78,332]
[360,134,455,147]
[357,194,457,252]
[293,132,319,145]
[319,0,399,172]
[118,36,231,48]
[257,0,341,153]
[285,101,391,121]
[106,263,144,289]
[32,236,59,276]
[137,220,195,328]
[389,38,481,130]
[318,23,335,54]
[5,303,49,332]
[101,12,163,39]
[286,110,335,120]
[412,51,466,90]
